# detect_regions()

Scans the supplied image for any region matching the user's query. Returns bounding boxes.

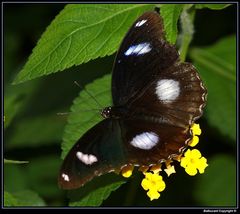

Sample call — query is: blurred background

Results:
[3,4,237,206]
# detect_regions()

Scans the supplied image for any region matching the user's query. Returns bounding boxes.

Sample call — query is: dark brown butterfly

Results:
[58,9,207,189]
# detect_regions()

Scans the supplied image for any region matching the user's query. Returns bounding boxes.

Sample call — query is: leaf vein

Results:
[24,4,147,75]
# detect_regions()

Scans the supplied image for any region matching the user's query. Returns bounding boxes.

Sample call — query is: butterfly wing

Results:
[119,119,191,165]
[112,11,207,127]
[112,11,178,106]
[128,62,207,128]
[59,119,126,189]
[59,118,190,189]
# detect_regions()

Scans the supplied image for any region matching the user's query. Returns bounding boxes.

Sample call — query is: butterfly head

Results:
[101,106,112,118]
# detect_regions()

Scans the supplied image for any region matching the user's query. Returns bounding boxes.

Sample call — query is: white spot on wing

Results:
[130,132,159,150]
[156,79,180,103]
[62,173,70,182]
[124,43,151,56]
[76,151,98,165]
[135,19,147,27]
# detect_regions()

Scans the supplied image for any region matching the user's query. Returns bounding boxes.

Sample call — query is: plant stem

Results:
[179,5,196,62]
[4,159,29,164]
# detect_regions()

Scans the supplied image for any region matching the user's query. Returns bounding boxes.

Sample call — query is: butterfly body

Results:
[101,106,129,119]
[59,10,207,189]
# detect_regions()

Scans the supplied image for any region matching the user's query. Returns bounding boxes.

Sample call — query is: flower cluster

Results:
[180,123,208,176]
[180,149,208,176]
[120,123,208,201]
[141,171,166,201]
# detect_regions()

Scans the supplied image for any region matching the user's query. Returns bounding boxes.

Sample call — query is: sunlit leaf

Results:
[61,74,111,159]
[4,191,18,206]
[68,173,126,206]
[60,74,128,206]
[4,190,46,206]
[13,4,154,84]
[160,4,184,44]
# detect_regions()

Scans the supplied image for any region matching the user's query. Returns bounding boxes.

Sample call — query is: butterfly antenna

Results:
[57,108,101,117]
[74,81,103,109]
[57,112,70,116]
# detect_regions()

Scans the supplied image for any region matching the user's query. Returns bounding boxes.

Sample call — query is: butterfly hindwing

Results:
[59,118,191,189]
[120,119,192,165]
[59,119,126,189]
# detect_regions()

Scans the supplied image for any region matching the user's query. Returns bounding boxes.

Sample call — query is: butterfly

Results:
[58,9,207,189]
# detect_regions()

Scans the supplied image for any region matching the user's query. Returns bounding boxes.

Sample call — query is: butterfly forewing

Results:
[128,62,207,128]
[112,10,206,127]
[112,11,179,106]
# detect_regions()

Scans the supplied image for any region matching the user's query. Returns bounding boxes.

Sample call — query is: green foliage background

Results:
[4,4,237,207]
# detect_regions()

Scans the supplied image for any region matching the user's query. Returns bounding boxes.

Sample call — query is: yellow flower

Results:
[147,189,160,201]
[120,123,207,201]
[164,164,176,177]
[180,149,208,176]
[121,165,134,178]
[141,172,166,201]
[189,123,202,147]
[189,136,199,147]
[191,123,202,135]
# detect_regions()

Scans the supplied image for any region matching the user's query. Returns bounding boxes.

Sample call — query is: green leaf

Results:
[61,74,111,159]
[61,75,127,206]
[4,164,28,192]
[195,4,231,10]
[194,155,236,206]
[13,4,154,84]
[5,155,64,201]
[68,173,126,206]
[189,35,236,142]
[4,159,29,164]
[4,81,40,129]
[6,113,66,149]
[4,190,46,206]
[25,155,64,198]
[4,191,18,206]
[4,92,24,129]
[160,4,184,44]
